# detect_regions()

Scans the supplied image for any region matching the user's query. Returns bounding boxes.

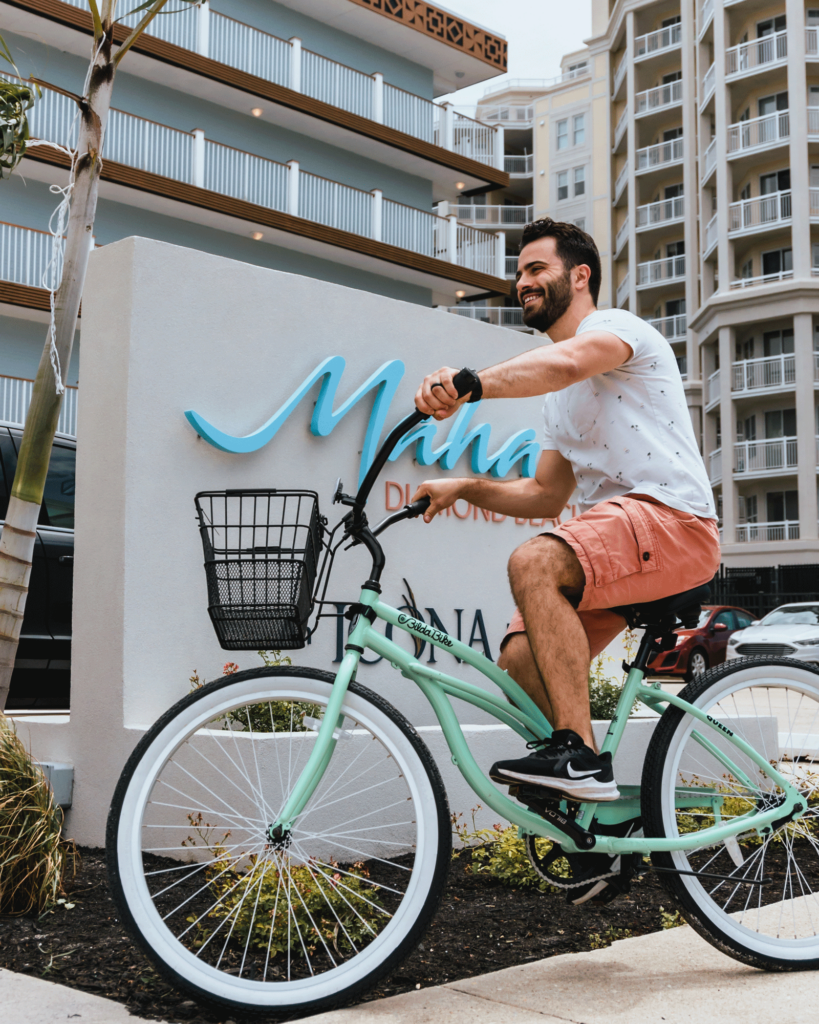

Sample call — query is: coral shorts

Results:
[503,494,721,660]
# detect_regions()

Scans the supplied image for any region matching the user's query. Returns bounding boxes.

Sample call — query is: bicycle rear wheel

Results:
[107,667,450,1017]
[643,658,819,970]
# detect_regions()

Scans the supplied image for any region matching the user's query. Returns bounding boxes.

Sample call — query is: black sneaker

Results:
[489,729,620,801]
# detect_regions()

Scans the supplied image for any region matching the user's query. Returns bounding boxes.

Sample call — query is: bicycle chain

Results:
[524,835,621,890]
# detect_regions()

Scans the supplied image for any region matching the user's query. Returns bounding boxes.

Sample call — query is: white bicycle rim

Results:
[112,675,443,1008]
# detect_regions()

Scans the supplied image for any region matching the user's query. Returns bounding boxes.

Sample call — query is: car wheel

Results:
[686,647,708,681]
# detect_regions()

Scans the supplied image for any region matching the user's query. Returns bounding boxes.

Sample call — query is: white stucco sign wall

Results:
[19,237,628,846]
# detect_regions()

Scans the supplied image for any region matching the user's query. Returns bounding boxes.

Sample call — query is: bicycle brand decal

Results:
[397,613,454,648]
[706,714,734,737]
[185,356,540,485]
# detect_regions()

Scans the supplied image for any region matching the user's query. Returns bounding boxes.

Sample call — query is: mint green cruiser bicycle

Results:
[107,377,819,1018]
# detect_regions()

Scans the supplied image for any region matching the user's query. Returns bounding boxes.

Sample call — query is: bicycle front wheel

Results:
[106,667,450,1017]
[643,658,819,970]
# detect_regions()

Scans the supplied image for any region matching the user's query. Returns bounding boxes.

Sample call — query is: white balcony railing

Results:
[473,104,534,126]
[0,374,77,437]
[635,24,682,59]
[700,0,715,35]
[734,436,797,474]
[451,204,532,227]
[636,195,684,229]
[704,212,718,255]
[636,254,686,288]
[645,314,686,341]
[736,521,800,542]
[810,188,819,220]
[726,30,787,78]
[61,0,498,164]
[728,190,791,234]
[480,68,589,99]
[730,269,793,289]
[0,221,62,290]
[614,161,630,201]
[701,137,717,182]
[809,107,819,138]
[636,137,684,171]
[707,369,720,406]
[808,27,819,57]
[613,53,628,96]
[614,105,629,149]
[504,154,533,175]
[615,217,630,254]
[445,306,527,329]
[616,273,630,307]
[26,85,501,275]
[732,354,795,393]
[727,110,789,155]
[505,255,518,278]
[635,79,683,116]
[701,63,716,108]
[709,447,722,483]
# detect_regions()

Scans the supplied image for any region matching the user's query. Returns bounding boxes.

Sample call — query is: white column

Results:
[794,313,818,539]
[436,200,450,219]
[372,73,384,124]
[192,129,205,188]
[494,231,505,279]
[680,0,699,383]
[196,0,210,57]
[447,214,458,264]
[494,124,505,171]
[625,11,638,312]
[289,37,302,93]
[287,160,300,216]
[718,326,737,543]
[786,0,811,278]
[440,103,454,152]
[371,189,383,241]
[713,2,732,290]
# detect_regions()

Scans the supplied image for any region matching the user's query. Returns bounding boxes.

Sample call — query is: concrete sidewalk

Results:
[1,920,816,1024]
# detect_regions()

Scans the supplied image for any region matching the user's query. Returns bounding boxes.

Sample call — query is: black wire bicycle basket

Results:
[194,490,326,650]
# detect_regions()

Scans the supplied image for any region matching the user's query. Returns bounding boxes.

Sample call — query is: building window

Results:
[574,217,586,230]
[764,408,796,438]
[763,328,794,356]
[557,170,569,200]
[762,247,792,276]
[740,258,754,280]
[573,166,586,196]
[557,120,568,150]
[573,114,586,145]
[767,490,798,523]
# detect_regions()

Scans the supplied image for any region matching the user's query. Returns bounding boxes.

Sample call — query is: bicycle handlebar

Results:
[371,496,431,537]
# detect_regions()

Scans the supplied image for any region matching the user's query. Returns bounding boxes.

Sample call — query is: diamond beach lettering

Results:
[397,614,454,648]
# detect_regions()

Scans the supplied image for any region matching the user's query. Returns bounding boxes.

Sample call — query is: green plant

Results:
[588,648,639,721]
[0,713,75,915]
[588,926,633,950]
[0,37,38,178]
[183,814,384,958]
[189,651,322,733]
[659,906,685,929]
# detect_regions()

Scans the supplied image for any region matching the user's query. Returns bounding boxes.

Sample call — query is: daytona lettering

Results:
[397,614,454,648]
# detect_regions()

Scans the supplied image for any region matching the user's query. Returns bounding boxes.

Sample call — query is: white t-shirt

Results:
[541,308,717,519]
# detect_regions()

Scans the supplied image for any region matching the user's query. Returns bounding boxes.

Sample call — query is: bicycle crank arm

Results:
[650,865,773,887]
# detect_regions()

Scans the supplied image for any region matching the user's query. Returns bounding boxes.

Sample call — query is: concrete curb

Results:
[0,967,169,1024]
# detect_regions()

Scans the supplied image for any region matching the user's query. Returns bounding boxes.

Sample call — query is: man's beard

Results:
[521,269,573,332]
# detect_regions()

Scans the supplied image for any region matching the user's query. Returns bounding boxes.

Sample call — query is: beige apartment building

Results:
[460,0,819,570]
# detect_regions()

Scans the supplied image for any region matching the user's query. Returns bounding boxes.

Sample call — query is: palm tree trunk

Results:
[0,33,115,709]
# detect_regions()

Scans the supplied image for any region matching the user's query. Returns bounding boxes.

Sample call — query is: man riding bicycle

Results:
[413,218,720,903]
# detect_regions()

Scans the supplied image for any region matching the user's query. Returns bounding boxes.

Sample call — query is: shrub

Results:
[0,714,74,915]
[588,638,639,721]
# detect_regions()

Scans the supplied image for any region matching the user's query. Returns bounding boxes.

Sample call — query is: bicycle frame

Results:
[271,587,808,857]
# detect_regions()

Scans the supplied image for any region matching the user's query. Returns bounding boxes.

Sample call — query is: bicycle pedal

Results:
[509,785,595,850]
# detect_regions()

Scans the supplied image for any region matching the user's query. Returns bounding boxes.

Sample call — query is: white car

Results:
[726,603,819,665]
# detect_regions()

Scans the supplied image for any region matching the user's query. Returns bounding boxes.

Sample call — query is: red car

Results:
[647,605,756,682]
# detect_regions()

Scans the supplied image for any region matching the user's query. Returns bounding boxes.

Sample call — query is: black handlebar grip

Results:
[452,368,476,399]
[405,496,431,518]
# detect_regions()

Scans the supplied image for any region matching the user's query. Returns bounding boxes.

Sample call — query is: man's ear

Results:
[573,263,592,291]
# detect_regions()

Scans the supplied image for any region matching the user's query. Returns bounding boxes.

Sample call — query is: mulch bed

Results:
[0,846,674,1022]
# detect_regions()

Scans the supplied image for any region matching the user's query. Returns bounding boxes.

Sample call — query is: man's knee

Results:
[498,631,530,674]
[507,534,584,591]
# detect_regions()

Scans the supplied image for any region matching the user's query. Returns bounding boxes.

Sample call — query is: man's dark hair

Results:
[519,218,601,305]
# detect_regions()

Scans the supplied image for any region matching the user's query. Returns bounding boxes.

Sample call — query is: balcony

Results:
[445,306,528,330]
[613,106,629,151]
[731,354,798,394]
[709,447,722,484]
[701,138,717,185]
[725,30,787,81]
[474,104,534,128]
[736,521,800,542]
[636,137,684,174]
[727,110,789,157]
[636,255,685,289]
[25,85,503,290]
[699,0,715,38]
[730,269,793,289]
[636,195,684,231]
[707,368,720,408]
[614,217,630,257]
[613,53,628,98]
[728,190,791,237]
[635,24,682,61]
[700,64,716,110]
[449,204,533,229]
[644,314,686,341]
[808,27,819,59]
[55,0,503,185]
[0,373,77,437]
[614,162,630,204]
[635,80,683,118]
[616,273,630,307]
[504,154,533,176]
[704,213,718,257]
[480,68,589,100]
[734,436,797,476]
[504,255,518,279]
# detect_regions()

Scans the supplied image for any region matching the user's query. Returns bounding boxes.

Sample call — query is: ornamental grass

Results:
[0,713,74,915]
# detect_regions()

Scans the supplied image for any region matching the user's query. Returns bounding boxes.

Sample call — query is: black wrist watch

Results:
[459,367,483,403]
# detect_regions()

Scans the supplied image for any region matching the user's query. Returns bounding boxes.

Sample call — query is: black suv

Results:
[0,424,75,710]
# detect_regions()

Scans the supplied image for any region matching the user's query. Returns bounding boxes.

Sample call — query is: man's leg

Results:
[506,535,594,747]
[498,632,555,723]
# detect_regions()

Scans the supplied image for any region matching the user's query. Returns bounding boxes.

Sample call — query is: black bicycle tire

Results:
[642,656,819,972]
[106,665,452,1018]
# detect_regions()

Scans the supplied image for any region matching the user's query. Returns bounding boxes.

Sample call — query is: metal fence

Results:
[710,564,819,620]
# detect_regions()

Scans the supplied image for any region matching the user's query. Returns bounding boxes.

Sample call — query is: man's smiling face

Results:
[516,236,576,333]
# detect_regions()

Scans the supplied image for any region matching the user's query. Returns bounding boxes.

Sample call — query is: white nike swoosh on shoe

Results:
[566,764,602,778]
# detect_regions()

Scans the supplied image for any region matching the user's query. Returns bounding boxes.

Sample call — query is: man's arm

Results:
[416,330,632,418]
[412,449,576,523]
